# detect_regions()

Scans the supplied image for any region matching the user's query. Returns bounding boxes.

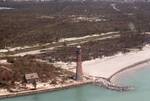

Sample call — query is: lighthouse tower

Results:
[76,45,83,81]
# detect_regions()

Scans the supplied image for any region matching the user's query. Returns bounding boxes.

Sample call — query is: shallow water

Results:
[1,65,150,101]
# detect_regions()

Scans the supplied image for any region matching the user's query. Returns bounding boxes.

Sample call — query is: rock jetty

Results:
[92,78,135,91]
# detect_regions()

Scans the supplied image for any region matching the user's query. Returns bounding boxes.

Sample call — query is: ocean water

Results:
[1,65,150,101]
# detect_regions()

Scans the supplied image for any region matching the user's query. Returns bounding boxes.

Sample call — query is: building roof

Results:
[25,73,39,80]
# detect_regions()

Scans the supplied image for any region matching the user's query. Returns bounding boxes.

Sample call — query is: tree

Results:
[32,80,37,90]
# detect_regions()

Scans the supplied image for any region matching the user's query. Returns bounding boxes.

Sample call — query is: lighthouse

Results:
[76,45,83,81]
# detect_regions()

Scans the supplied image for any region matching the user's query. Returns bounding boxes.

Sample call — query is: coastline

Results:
[0,80,92,99]
[82,44,150,79]
[110,60,150,83]
[92,59,150,91]
[1,44,150,99]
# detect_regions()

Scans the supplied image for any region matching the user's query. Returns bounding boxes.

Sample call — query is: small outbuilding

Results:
[25,73,39,83]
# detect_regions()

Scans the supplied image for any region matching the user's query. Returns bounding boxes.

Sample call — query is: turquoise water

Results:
[1,65,150,101]
[0,7,13,10]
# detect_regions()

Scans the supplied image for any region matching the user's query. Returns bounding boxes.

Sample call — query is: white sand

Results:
[12,50,43,57]
[0,60,7,64]
[11,42,150,81]
[53,61,76,72]
[59,34,100,42]
[0,45,38,53]
[0,31,118,57]
[82,44,150,79]
[59,31,118,42]
[54,44,150,79]
[1,44,150,95]
[111,3,120,12]
[12,47,54,57]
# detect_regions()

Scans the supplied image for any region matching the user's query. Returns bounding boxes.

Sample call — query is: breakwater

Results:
[0,80,92,99]
[93,78,134,91]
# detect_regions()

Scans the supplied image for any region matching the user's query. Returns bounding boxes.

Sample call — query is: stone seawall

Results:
[93,78,134,91]
[0,80,92,99]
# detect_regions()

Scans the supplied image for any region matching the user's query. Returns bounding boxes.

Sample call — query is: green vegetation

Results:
[32,80,37,90]
[0,1,150,90]
[3,32,119,55]
[35,33,149,62]
[0,56,75,88]
[0,2,150,48]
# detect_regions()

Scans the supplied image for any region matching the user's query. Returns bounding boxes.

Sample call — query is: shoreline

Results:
[110,59,150,83]
[0,60,149,99]
[0,80,92,99]
[1,44,150,99]
[82,44,150,79]
[92,59,150,91]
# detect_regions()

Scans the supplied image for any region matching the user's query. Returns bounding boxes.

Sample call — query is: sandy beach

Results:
[54,44,150,80]
[1,43,150,97]
[81,44,150,79]
[110,61,150,83]
[55,44,150,81]
[82,44,150,79]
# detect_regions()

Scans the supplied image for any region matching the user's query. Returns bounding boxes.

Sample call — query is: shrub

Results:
[7,59,14,63]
